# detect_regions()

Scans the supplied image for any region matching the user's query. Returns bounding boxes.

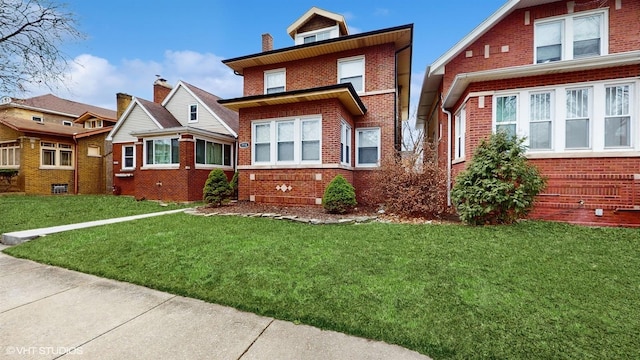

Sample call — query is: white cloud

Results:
[24,50,243,110]
[374,8,390,16]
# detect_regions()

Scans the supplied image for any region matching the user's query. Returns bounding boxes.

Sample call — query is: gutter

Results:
[394,42,412,151]
[441,99,452,207]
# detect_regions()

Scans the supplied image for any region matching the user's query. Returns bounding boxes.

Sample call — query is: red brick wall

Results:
[443,0,640,95]
[243,44,396,96]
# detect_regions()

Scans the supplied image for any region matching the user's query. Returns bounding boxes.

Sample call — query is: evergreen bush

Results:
[322,175,357,214]
[203,169,232,207]
[451,132,546,225]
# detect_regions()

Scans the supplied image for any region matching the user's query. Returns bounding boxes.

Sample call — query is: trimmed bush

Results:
[229,171,239,200]
[451,132,546,225]
[203,169,232,207]
[322,175,357,214]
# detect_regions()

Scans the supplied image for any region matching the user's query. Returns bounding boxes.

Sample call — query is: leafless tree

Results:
[401,107,425,171]
[0,0,83,94]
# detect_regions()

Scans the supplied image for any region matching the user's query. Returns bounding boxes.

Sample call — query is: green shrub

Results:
[451,132,546,225]
[229,171,239,199]
[322,175,357,214]
[203,169,232,207]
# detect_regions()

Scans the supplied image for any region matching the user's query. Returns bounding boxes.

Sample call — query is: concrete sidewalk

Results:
[1,209,190,245]
[0,251,431,360]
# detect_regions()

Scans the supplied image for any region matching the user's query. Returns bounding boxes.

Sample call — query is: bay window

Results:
[0,142,20,167]
[252,116,321,165]
[495,95,517,136]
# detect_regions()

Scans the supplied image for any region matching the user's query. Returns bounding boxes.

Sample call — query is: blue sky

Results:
[22,0,506,118]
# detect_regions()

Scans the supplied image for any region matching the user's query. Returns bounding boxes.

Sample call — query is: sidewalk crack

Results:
[237,318,275,359]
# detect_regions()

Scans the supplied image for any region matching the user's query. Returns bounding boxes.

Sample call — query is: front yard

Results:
[3,199,639,359]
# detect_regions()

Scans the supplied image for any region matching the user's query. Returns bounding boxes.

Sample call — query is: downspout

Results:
[441,100,452,207]
[72,134,79,195]
[394,39,413,152]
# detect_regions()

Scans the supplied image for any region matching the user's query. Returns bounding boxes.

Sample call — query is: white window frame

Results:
[251,116,322,166]
[195,138,234,168]
[122,145,135,170]
[490,79,638,156]
[40,142,73,169]
[534,9,608,64]
[355,127,381,167]
[454,106,466,160]
[143,137,180,168]
[62,121,73,127]
[565,87,592,150]
[494,94,519,137]
[294,25,339,45]
[604,84,632,149]
[264,68,286,94]
[189,104,198,123]
[340,121,352,166]
[528,91,554,151]
[338,56,365,93]
[0,141,20,168]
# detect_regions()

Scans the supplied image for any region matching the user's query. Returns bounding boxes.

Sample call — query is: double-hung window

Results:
[565,88,591,149]
[495,95,518,136]
[252,117,321,165]
[145,138,179,165]
[189,104,198,123]
[340,121,352,166]
[0,142,20,167]
[535,11,605,63]
[356,128,380,167]
[454,106,466,159]
[41,142,73,168]
[338,56,364,92]
[265,69,285,94]
[122,145,135,169]
[529,92,553,150]
[196,139,233,166]
[605,85,631,148]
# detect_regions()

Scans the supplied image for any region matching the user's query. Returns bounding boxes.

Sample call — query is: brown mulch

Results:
[197,201,458,224]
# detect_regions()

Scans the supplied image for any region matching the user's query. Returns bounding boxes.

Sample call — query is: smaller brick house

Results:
[107,79,238,202]
[219,7,413,206]
[417,0,640,226]
[0,94,116,194]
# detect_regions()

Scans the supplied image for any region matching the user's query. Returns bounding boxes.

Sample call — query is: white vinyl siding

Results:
[111,104,160,144]
[164,86,233,135]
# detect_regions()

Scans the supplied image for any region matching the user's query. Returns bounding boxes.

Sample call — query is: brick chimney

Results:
[153,77,173,104]
[116,93,132,119]
[262,33,273,52]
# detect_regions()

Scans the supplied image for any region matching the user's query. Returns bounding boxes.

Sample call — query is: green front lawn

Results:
[4,214,639,359]
[0,195,190,233]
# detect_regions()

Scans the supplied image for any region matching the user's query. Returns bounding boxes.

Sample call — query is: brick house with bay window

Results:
[219,7,413,205]
[417,0,640,226]
[107,79,238,202]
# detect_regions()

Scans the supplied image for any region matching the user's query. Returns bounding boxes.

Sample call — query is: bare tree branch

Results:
[0,0,84,94]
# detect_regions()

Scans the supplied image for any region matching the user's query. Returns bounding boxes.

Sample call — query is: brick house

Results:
[106,79,238,202]
[219,7,413,205]
[417,0,640,226]
[0,94,116,194]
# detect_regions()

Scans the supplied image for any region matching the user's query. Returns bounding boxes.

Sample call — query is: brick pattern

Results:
[76,133,108,194]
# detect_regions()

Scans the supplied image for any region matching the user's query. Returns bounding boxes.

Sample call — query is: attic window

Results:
[32,116,42,122]
[84,119,102,129]
[62,121,73,126]
[303,30,331,44]
[295,25,338,45]
[189,104,198,123]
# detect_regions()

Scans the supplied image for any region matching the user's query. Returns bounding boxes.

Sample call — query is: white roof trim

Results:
[443,50,640,108]
[130,126,235,141]
[106,97,163,141]
[168,81,238,138]
[286,6,347,38]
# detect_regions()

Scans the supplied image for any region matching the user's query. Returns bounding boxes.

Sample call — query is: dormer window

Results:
[534,10,607,64]
[84,119,103,129]
[294,25,340,45]
[189,104,198,123]
[265,69,286,94]
[303,30,331,44]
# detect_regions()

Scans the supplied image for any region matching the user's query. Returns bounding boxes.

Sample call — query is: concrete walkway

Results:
[1,209,190,245]
[0,251,431,359]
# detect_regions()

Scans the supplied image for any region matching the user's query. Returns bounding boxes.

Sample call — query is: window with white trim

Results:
[87,145,101,157]
[303,30,331,44]
[491,80,636,154]
[189,104,198,123]
[84,119,102,128]
[294,25,338,45]
[454,106,466,160]
[338,56,364,92]
[495,95,517,137]
[252,116,321,165]
[145,138,179,165]
[40,142,73,168]
[122,145,135,169]
[534,10,606,64]
[356,128,380,167]
[265,69,286,94]
[605,85,630,148]
[340,121,352,166]
[62,121,73,127]
[529,92,553,150]
[196,139,232,166]
[0,142,20,167]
